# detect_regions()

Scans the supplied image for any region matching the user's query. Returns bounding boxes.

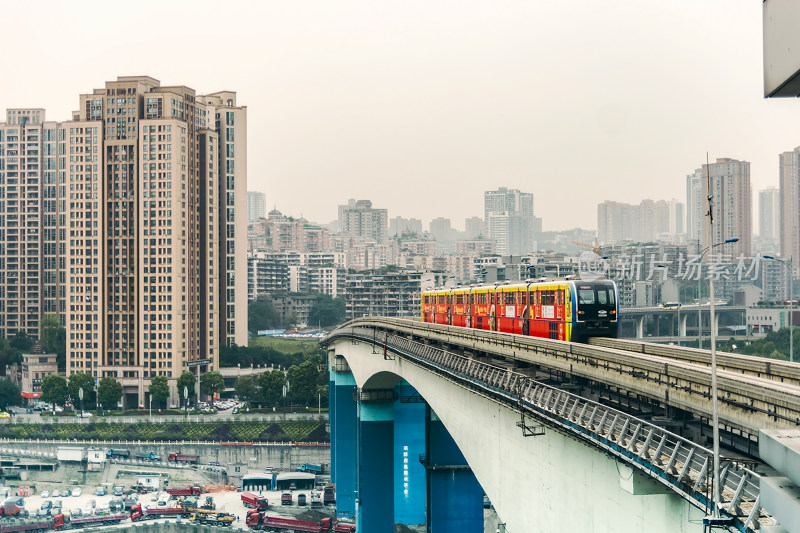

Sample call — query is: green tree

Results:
[235,375,258,409]
[248,300,281,335]
[308,295,346,327]
[287,360,320,406]
[0,379,20,410]
[67,372,95,408]
[40,374,68,408]
[96,377,123,411]
[258,369,286,407]
[177,371,196,406]
[148,375,170,410]
[9,332,33,352]
[200,371,225,399]
[39,314,66,372]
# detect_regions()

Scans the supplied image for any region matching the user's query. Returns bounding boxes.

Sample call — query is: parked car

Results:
[40,491,49,499]
[0,412,11,419]
[39,501,53,512]
[75,412,92,418]
[61,489,71,497]
[51,490,60,497]
[72,487,81,497]
[71,508,83,518]
[96,486,106,496]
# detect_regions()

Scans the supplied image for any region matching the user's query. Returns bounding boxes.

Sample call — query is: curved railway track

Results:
[352,317,800,439]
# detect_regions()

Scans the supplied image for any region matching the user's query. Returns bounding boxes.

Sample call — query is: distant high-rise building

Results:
[780,147,800,277]
[686,168,703,244]
[760,186,780,247]
[0,109,65,340]
[340,200,388,244]
[484,187,534,255]
[464,217,483,239]
[429,217,452,242]
[57,76,245,407]
[701,157,751,258]
[597,199,673,244]
[389,216,423,237]
[668,199,685,238]
[247,191,266,221]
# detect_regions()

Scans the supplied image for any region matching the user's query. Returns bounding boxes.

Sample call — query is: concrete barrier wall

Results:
[0,440,330,480]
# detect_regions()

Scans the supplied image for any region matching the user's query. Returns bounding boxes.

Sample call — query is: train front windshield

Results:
[576,283,616,320]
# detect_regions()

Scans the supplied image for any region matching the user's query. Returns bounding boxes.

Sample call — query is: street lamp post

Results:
[183,386,188,421]
[702,237,739,522]
[79,387,84,420]
[764,255,794,363]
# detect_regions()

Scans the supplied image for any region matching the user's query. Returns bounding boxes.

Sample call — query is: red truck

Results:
[167,452,198,464]
[246,511,332,532]
[280,492,292,506]
[323,484,336,505]
[54,512,128,529]
[240,492,269,510]
[0,518,51,533]
[166,486,202,496]
[130,504,190,521]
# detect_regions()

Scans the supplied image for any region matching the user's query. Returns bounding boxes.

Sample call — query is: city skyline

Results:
[2,1,798,231]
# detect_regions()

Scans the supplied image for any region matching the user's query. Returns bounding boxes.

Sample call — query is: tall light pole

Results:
[764,255,794,363]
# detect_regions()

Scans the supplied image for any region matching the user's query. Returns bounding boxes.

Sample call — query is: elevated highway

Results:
[322,318,800,532]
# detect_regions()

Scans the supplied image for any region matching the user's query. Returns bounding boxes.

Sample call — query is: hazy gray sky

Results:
[1,0,795,232]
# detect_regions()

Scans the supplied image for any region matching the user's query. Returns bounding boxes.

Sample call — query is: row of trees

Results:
[40,370,227,411]
[234,359,328,409]
[248,294,346,336]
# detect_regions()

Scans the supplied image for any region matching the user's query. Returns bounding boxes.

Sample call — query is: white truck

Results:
[56,447,85,462]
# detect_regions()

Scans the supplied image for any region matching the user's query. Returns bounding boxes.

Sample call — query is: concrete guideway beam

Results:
[328,337,710,533]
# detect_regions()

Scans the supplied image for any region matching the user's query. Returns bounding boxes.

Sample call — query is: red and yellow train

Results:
[421,279,618,342]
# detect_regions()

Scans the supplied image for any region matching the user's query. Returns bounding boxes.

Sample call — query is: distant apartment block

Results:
[0,109,65,340]
[464,217,483,239]
[345,271,422,320]
[759,186,780,247]
[339,199,388,244]
[597,199,678,244]
[686,168,703,245]
[781,147,800,277]
[265,209,330,253]
[248,256,290,299]
[702,157,751,258]
[0,76,249,407]
[484,187,534,255]
[456,239,496,256]
[389,216,423,237]
[248,191,266,221]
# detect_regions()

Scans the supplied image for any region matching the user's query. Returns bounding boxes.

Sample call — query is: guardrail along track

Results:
[589,337,800,387]
[323,323,773,533]
[342,318,800,440]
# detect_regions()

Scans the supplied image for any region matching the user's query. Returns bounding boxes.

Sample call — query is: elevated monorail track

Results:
[589,337,800,388]
[350,318,800,443]
[323,320,776,532]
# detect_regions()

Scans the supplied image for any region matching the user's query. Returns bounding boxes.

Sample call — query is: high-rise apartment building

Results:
[389,216,422,237]
[686,168,703,245]
[760,186,780,247]
[464,217,483,239]
[597,199,673,244]
[780,147,800,277]
[247,191,266,221]
[701,157,751,258]
[429,217,452,242]
[18,75,251,407]
[484,187,534,255]
[339,200,388,244]
[0,109,65,340]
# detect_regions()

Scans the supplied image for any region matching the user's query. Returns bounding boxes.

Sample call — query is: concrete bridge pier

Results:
[394,384,427,526]
[331,366,358,519]
[426,408,484,533]
[635,316,645,339]
[679,313,687,337]
[358,399,395,533]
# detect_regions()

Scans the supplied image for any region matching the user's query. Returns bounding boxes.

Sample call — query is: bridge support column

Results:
[332,367,358,519]
[636,316,645,339]
[426,408,483,533]
[358,401,395,533]
[714,313,720,337]
[679,314,687,337]
[394,383,427,526]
